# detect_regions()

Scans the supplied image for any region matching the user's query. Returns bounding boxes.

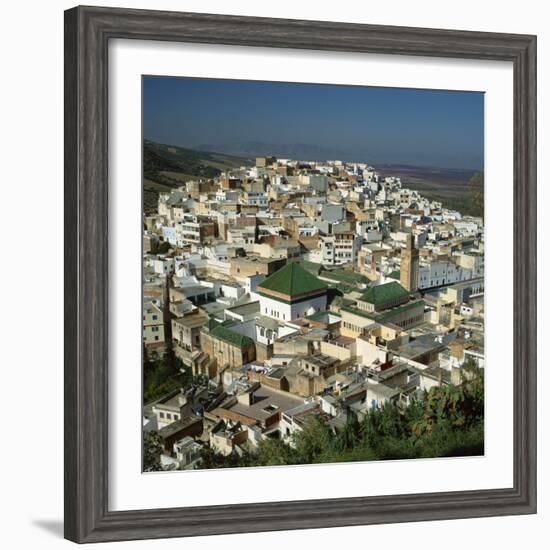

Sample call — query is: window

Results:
[159,412,165,418]
[152,315,158,320]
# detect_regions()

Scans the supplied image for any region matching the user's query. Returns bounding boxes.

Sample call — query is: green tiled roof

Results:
[320,269,370,286]
[204,318,220,331]
[306,310,341,321]
[210,324,255,349]
[332,296,355,308]
[300,260,322,275]
[341,299,425,322]
[360,282,409,305]
[375,300,425,321]
[259,262,327,297]
[328,282,354,295]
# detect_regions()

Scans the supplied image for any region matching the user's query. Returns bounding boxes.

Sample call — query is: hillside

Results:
[376,164,483,216]
[143,140,251,214]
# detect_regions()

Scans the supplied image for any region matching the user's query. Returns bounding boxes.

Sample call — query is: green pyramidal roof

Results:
[360,282,410,305]
[259,262,327,297]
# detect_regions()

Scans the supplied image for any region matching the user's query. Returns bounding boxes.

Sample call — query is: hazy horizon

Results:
[143,76,484,171]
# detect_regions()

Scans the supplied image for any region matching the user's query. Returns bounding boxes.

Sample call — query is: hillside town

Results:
[142,154,485,471]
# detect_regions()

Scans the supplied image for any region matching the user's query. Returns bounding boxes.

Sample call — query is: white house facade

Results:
[257,263,328,322]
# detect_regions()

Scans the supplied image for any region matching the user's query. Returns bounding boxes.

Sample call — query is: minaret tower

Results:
[400,234,419,292]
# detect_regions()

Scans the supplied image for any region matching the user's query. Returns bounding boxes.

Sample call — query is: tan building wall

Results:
[356,337,390,367]
[320,341,353,361]
[386,302,425,329]
[200,331,256,370]
[171,313,207,351]
[229,257,286,278]
[289,373,327,398]
[340,309,374,337]
[273,338,312,356]
[210,428,248,456]
[255,342,272,362]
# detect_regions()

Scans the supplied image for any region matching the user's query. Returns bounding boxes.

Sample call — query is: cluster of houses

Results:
[142,155,485,470]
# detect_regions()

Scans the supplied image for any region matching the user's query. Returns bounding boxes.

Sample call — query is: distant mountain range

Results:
[196,141,346,162]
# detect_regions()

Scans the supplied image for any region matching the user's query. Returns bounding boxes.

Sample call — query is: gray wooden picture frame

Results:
[64,5,537,544]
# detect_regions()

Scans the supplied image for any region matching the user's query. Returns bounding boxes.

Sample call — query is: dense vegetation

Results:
[143,431,164,472]
[143,344,211,405]
[199,362,484,469]
[143,346,191,404]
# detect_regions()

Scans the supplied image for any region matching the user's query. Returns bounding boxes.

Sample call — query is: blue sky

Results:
[143,76,484,170]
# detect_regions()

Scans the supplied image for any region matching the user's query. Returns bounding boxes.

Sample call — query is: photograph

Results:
[0,0,543,546]
[141,77,485,472]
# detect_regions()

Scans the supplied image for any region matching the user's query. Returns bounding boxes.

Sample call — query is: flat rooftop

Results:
[158,416,202,439]
[200,302,228,316]
[173,312,209,328]
[395,335,446,360]
[231,255,278,265]
[302,353,338,368]
[255,315,281,331]
[332,335,355,347]
[226,301,261,317]
[229,385,304,422]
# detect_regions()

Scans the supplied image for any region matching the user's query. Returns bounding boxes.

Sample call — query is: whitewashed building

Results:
[257,263,328,322]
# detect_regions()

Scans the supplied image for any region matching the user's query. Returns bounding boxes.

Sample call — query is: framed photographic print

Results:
[64,5,537,543]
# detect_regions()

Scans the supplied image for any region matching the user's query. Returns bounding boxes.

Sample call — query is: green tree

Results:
[184,370,485,469]
[293,416,333,464]
[376,401,406,438]
[403,394,426,436]
[143,431,164,471]
[143,353,192,404]
[335,411,361,452]
[254,438,297,466]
